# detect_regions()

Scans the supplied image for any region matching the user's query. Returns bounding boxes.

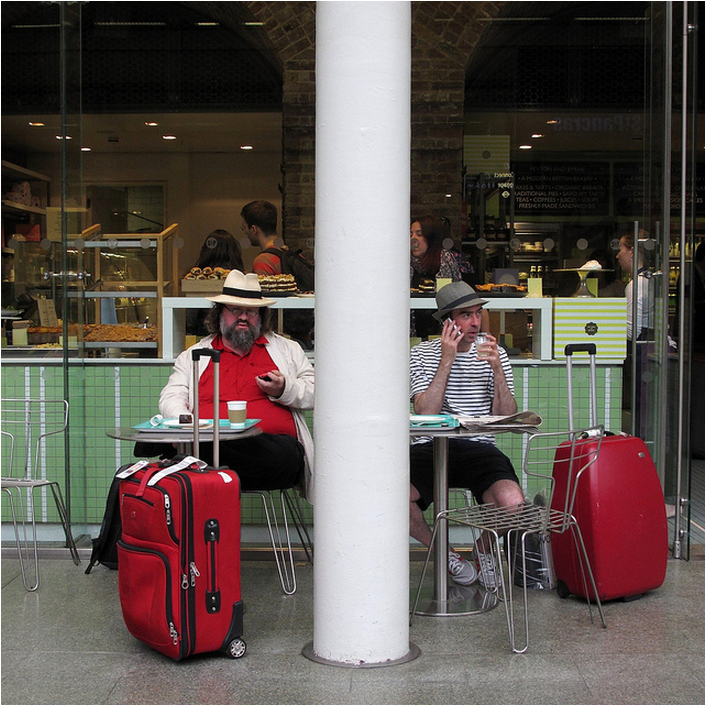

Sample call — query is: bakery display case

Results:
[2,223,179,358]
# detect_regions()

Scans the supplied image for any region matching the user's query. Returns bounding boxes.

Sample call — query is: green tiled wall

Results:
[2,361,622,534]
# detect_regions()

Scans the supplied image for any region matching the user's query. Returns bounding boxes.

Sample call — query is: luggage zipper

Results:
[173,472,197,656]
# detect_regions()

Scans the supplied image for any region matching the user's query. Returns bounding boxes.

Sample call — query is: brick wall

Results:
[207,1,505,256]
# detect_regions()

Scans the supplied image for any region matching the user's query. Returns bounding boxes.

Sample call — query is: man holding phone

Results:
[409,281,523,588]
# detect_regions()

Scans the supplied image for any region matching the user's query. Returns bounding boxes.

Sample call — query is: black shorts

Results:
[201,433,304,492]
[410,439,520,511]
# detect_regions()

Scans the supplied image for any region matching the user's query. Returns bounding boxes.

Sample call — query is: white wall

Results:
[29,150,282,277]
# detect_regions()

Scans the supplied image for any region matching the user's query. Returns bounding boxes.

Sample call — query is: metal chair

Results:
[244,486,313,595]
[1,398,80,591]
[412,426,607,653]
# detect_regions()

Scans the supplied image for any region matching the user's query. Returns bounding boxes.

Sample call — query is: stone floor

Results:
[1,548,703,705]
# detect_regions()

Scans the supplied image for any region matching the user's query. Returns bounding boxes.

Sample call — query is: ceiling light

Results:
[240,145,254,151]
[531,133,544,138]
[519,145,532,150]
[55,135,73,140]
[81,147,91,152]
[196,22,220,27]
[162,135,177,141]
[243,22,265,27]
[144,121,158,127]
[445,193,452,198]
[546,119,560,125]
[28,121,45,127]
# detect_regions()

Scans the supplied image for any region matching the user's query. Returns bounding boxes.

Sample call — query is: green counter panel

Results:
[2,361,623,535]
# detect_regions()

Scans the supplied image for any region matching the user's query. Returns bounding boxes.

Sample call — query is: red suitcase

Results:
[551,344,668,602]
[117,348,246,660]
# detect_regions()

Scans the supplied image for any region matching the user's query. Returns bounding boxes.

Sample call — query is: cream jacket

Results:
[159,332,315,502]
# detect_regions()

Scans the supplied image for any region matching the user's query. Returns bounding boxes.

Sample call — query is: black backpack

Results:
[84,469,124,573]
[265,247,315,292]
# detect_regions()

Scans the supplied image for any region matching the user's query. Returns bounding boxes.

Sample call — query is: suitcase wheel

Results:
[225,637,247,659]
[556,580,571,599]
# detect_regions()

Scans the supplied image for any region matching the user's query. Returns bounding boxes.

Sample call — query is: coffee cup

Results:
[227,400,247,425]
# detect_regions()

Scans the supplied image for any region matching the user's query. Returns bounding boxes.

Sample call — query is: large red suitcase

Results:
[551,344,668,602]
[117,349,246,660]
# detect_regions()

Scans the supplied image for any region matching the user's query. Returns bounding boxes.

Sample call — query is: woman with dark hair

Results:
[410,216,462,339]
[186,229,244,336]
[194,229,244,272]
[410,216,461,287]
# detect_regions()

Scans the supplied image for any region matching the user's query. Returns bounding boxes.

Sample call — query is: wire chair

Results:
[244,487,313,595]
[1,398,81,591]
[411,426,607,653]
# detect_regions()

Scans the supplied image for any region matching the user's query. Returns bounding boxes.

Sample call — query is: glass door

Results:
[641,2,704,559]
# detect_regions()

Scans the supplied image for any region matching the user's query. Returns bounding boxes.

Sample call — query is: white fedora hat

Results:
[207,269,276,307]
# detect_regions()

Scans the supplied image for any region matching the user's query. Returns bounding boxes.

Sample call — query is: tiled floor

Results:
[1,548,704,705]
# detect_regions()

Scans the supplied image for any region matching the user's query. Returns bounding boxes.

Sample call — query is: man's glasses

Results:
[224,306,260,319]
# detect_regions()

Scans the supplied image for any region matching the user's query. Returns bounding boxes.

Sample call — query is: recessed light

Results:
[28,121,45,127]
[55,134,73,140]
[240,145,254,151]
[445,193,452,198]
[162,135,177,140]
[531,133,544,138]
[519,145,532,150]
[546,119,560,125]
[145,121,158,127]
[81,147,91,152]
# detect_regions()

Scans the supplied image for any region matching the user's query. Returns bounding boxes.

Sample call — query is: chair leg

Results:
[3,486,40,591]
[568,523,607,628]
[409,513,444,625]
[48,482,81,566]
[281,488,313,564]
[251,491,298,595]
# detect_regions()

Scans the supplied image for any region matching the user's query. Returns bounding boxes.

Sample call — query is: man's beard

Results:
[221,317,261,353]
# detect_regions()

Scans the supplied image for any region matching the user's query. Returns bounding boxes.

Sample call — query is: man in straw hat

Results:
[159,270,314,500]
[409,281,524,588]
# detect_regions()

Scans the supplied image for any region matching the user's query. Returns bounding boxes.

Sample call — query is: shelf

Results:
[2,199,46,216]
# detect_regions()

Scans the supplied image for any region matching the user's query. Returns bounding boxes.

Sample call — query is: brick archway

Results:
[184,1,504,255]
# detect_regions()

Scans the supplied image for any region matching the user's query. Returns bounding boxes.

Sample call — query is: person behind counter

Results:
[186,229,244,337]
[409,281,524,588]
[410,215,462,339]
[160,269,315,499]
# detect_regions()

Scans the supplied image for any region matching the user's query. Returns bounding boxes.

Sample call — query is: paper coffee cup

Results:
[227,400,247,425]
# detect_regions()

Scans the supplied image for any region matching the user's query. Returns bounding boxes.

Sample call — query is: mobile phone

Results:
[258,374,272,382]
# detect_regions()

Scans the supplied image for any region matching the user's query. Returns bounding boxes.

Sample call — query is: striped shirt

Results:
[410,338,515,444]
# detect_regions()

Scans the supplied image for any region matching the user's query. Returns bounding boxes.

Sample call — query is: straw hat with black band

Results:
[432,281,488,321]
[207,269,276,308]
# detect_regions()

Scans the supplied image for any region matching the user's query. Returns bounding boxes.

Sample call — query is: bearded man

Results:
[159,270,315,500]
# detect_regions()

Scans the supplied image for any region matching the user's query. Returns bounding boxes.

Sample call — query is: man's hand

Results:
[256,370,285,398]
[440,318,463,360]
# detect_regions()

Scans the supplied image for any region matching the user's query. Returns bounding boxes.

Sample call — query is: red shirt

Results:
[197,335,296,437]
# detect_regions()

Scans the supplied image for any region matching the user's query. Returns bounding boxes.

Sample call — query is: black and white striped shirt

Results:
[410,338,515,444]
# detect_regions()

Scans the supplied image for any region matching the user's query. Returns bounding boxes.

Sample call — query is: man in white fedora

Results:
[159,270,315,500]
[409,281,524,589]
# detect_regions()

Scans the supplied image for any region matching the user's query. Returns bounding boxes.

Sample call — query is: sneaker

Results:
[477,551,498,590]
[448,551,479,586]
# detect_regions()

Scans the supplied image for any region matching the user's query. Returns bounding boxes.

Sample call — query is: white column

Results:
[307,1,415,666]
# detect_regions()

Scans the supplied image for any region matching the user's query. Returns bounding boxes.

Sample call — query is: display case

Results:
[2,223,179,358]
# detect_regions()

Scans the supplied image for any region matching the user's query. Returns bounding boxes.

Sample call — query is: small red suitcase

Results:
[551,344,668,602]
[117,348,246,660]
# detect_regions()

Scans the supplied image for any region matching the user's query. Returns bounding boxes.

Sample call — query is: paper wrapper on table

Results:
[553,298,626,359]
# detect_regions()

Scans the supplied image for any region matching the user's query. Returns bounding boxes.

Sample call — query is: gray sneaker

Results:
[448,551,479,586]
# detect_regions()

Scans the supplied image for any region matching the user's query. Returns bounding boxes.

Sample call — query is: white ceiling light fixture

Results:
[162,134,177,140]
[519,144,532,150]
[240,145,254,151]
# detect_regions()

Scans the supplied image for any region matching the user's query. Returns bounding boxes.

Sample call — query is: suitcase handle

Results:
[564,343,596,357]
[191,348,221,466]
[564,344,597,429]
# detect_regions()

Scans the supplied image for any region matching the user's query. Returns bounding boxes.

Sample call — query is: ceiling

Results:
[2,112,283,156]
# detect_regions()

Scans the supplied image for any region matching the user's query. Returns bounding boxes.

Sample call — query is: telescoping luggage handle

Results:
[564,344,597,430]
[192,348,221,467]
